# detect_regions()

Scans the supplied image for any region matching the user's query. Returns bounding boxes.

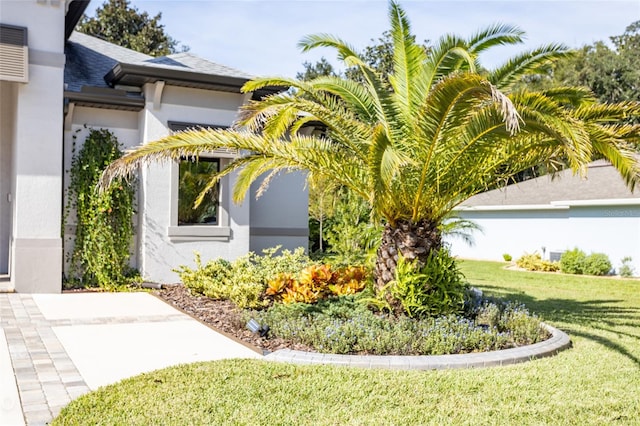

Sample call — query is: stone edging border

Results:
[263,323,571,370]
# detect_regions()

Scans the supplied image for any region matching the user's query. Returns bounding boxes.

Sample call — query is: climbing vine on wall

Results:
[64,127,137,288]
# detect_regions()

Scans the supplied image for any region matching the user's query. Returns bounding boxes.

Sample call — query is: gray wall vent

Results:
[549,251,564,262]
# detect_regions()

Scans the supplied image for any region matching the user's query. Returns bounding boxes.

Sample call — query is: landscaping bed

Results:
[157,284,314,353]
[156,282,550,356]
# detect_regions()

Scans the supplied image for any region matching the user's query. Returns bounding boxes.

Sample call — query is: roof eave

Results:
[105,62,251,93]
[65,0,90,40]
[64,90,145,111]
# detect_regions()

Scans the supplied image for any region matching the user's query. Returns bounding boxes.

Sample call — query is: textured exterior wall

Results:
[136,83,251,283]
[447,203,640,276]
[2,0,67,292]
[249,172,309,254]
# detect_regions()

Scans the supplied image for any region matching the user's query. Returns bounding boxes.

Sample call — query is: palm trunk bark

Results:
[374,218,442,290]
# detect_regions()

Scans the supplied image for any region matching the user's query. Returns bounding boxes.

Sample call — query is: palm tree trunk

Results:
[374,218,442,290]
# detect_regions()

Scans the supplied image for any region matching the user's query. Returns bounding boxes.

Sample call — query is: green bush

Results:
[516,253,560,272]
[383,249,466,318]
[175,247,311,308]
[560,248,612,276]
[560,248,587,274]
[502,253,512,262]
[583,253,612,276]
[619,256,635,278]
[250,296,548,355]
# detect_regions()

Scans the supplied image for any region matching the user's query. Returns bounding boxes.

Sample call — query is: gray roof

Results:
[461,159,639,207]
[128,52,254,80]
[65,32,152,91]
[65,31,253,93]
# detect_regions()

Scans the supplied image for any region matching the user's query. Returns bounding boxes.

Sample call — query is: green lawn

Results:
[53,261,640,425]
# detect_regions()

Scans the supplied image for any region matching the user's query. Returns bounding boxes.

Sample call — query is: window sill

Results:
[167,225,231,242]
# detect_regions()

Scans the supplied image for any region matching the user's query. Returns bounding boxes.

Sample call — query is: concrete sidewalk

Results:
[0,292,262,426]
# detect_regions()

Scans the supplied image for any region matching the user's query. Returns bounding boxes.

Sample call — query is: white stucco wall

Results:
[447,202,640,276]
[136,83,252,283]
[2,0,67,292]
[249,172,309,254]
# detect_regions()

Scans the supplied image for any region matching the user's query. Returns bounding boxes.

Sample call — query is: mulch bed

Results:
[156,284,314,353]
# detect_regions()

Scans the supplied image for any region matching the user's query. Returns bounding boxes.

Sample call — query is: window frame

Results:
[177,156,221,226]
[166,122,238,241]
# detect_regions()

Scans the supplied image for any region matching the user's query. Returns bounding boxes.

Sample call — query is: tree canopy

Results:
[78,0,187,56]
[520,20,640,106]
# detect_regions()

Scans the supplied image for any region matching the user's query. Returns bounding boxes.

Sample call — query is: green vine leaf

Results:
[63,128,138,289]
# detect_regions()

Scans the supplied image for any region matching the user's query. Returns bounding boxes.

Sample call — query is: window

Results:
[178,157,220,225]
[167,121,236,241]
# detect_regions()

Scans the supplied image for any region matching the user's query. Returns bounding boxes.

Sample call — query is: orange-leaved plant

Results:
[266,264,369,304]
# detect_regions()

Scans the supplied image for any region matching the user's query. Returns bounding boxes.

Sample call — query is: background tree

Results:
[102,2,640,303]
[520,21,639,106]
[345,30,430,82]
[78,0,187,56]
[296,57,339,81]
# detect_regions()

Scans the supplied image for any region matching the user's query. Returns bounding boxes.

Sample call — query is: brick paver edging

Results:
[263,323,571,370]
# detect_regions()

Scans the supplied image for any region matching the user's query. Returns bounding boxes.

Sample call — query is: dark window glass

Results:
[178,158,220,225]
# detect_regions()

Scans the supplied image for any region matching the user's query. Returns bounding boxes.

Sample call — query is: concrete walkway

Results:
[0,292,261,426]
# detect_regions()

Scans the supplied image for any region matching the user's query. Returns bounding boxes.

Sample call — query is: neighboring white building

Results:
[1,1,308,292]
[447,160,640,275]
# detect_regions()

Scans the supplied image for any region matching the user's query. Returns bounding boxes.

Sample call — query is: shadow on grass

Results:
[564,328,640,367]
[478,284,640,366]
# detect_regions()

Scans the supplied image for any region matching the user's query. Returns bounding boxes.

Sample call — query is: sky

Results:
[86,0,640,78]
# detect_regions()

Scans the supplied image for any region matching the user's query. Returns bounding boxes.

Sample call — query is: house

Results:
[447,160,640,275]
[0,0,308,293]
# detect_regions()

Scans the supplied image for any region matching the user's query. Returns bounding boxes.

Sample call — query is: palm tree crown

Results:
[102,1,640,287]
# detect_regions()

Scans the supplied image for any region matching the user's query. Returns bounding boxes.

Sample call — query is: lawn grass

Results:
[53,260,640,425]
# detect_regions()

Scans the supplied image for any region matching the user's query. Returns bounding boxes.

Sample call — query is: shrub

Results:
[175,247,311,308]
[560,248,587,274]
[583,253,612,276]
[383,248,466,318]
[560,248,612,276]
[516,253,560,272]
[619,256,635,278]
[266,264,370,304]
[502,253,512,262]
[325,190,381,264]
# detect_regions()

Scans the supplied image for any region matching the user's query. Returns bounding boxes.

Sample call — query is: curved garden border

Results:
[263,323,571,370]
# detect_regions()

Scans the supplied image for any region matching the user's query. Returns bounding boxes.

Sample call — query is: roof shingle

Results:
[461,160,639,207]
[65,32,253,92]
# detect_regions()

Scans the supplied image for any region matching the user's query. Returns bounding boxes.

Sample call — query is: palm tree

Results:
[102,1,640,291]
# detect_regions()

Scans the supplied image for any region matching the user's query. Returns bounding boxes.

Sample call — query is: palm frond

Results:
[298,33,361,63]
[425,35,476,87]
[489,44,572,91]
[467,23,525,53]
[388,0,428,118]
[440,215,483,247]
[310,75,378,122]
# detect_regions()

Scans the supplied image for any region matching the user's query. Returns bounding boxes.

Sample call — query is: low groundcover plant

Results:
[247,295,548,355]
